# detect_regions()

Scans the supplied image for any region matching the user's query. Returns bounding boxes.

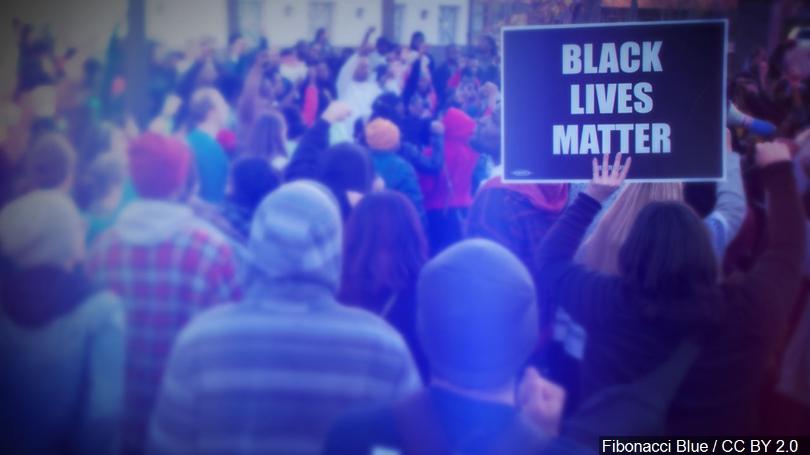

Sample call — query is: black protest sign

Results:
[501,20,727,182]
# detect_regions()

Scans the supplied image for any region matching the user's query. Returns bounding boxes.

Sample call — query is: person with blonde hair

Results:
[577,183,684,275]
[186,87,231,203]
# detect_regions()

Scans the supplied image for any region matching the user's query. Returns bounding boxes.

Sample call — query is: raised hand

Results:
[430,120,445,136]
[585,152,631,203]
[755,141,792,167]
[518,367,566,436]
[321,101,352,124]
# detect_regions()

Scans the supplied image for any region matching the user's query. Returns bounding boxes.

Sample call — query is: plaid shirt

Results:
[86,211,242,455]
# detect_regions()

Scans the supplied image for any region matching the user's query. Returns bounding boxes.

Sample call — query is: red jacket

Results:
[420,108,479,210]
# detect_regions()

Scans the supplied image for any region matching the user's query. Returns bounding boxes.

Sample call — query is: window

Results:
[393,4,406,44]
[438,5,460,45]
[237,0,264,43]
[308,1,334,42]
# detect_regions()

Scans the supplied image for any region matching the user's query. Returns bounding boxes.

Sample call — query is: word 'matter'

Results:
[553,40,671,155]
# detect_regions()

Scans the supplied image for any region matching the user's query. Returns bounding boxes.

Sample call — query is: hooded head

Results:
[417,239,538,389]
[249,180,342,293]
[442,107,476,143]
[0,190,85,269]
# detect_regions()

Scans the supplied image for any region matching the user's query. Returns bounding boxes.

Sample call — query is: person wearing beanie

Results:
[324,239,567,454]
[0,190,124,454]
[148,180,420,455]
[365,117,426,225]
[185,87,231,203]
[85,132,242,455]
[467,180,569,368]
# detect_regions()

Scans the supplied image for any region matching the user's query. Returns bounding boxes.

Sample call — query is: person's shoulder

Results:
[393,154,417,172]
[72,290,125,333]
[184,216,234,249]
[174,303,242,348]
[329,305,412,352]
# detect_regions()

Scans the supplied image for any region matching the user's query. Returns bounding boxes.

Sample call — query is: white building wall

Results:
[147,0,229,49]
[260,0,469,49]
[262,1,308,47]
[331,0,383,47]
[397,0,469,46]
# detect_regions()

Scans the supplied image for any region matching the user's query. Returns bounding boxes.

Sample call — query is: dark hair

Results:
[281,106,306,140]
[619,202,718,300]
[479,35,498,57]
[376,37,394,54]
[188,91,217,126]
[340,190,428,312]
[410,31,425,50]
[316,142,374,219]
[371,92,404,126]
[244,112,287,161]
[683,182,717,219]
[229,156,281,211]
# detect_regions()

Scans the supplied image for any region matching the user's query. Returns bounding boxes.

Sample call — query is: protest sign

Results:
[501,20,727,182]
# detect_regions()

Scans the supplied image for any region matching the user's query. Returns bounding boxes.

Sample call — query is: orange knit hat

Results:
[364,118,401,151]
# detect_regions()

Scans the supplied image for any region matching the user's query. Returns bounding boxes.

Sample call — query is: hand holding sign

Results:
[585,152,631,202]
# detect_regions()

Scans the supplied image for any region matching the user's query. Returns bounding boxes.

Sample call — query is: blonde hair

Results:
[577,183,684,274]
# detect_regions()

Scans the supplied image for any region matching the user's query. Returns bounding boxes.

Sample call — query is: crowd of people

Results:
[0,17,809,455]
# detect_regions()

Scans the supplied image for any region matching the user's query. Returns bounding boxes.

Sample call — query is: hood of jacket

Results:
[443,107,476,143]
[113,199,197,245]
[1,265,95,328]
[247,180,343,297]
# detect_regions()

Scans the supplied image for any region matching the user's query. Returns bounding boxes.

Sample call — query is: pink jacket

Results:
[420,108,479,210]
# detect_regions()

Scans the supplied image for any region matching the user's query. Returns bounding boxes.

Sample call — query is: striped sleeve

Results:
[147,333,200,455]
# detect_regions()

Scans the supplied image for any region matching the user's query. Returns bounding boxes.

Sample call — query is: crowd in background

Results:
[0,15,809,455]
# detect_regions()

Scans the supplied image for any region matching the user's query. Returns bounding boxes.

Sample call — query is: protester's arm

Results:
[518,368,566,437]
[705,152,746,256]
[734,142,805,330]
[335,54,358,99]
[285,101,352,181]
[399,121,445,174]
[336,28,375,99]
[147,335,200,455]
[74,296,125,455]
[401,58,421,105]
[705,129,746,256]
[399,162,426,223]
[535,153,630,324]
